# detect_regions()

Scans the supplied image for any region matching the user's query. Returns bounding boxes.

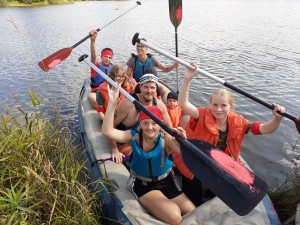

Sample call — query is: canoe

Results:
[78,77,281,225]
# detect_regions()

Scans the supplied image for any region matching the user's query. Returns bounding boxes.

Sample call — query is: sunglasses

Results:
[115,76,126,81]
[136,45,145,48]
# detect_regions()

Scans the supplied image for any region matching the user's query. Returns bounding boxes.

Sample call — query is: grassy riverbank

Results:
[0,91,102,224]
[0,0,74,7]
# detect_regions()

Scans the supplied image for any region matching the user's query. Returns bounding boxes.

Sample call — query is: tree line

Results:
[0,0,93,7]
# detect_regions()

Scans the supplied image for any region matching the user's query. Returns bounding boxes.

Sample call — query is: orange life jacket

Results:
[166,105,182,127]
[173,107,250,179]
[99,81,131,113]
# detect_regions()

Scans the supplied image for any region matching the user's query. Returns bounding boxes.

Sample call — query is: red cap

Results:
[139,106,163,121]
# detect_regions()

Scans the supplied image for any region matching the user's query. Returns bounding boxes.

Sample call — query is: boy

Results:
[88,29,114,109]
[166,91,188,128]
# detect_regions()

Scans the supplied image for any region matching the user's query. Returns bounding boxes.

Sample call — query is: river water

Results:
[0,0,299,190]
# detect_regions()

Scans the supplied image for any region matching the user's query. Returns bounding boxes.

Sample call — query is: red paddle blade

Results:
[38,48,72,72]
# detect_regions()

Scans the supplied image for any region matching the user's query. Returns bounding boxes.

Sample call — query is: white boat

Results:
[78,77,281,225]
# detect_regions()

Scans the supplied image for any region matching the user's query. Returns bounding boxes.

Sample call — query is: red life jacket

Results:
[173,107,250,179]
[166,105,182,128]
[98,81,131,113]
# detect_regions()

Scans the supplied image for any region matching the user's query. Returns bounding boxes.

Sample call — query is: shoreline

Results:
[0,0,74,7]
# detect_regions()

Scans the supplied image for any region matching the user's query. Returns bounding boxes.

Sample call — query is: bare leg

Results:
[139,190,182,225]
[88,92,98,109]
[171,193,196,214]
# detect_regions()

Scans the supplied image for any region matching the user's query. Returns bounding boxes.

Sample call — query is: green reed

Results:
[269,136,300,224]
[0,90,102,225]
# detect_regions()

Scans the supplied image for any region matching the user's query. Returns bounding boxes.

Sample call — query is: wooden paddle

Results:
[79,54,268,216]
[132,33,300,134]
[169,0,182,92]
[38,1,141,72]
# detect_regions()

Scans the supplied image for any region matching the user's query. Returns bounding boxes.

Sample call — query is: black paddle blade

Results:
[179,139,268,216]
[169,0,182,28]
[295,117,300,134]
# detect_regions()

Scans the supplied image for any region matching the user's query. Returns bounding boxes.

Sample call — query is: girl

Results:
[174,62,286,207]
[102,84,195,225]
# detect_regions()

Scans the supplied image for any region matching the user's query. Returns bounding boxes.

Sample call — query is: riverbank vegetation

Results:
[269,137,300,224]
[0,91,103,224]
[0,0,75,7]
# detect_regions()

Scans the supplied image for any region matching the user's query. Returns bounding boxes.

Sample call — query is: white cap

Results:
[139,74,159,85]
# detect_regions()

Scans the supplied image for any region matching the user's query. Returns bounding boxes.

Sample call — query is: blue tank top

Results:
[91,62,112,88]
[129,130,173,178]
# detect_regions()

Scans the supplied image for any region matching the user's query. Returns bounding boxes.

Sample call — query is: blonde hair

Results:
[210,88,235,111]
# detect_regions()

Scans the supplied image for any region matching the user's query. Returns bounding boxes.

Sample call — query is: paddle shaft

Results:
[38,2,141,72]
[169,0,182,92]
[72,1,141,49]
[132,33,298,124]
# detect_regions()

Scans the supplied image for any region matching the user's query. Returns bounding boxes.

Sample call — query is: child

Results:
[102,85,196,225]
[166,91,187,128]
[88,29,114,109]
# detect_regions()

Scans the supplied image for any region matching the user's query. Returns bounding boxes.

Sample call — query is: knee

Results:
[170,211,182,225]
[166,207,182,225]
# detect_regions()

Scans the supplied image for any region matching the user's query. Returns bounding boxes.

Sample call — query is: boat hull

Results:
[78,78,281,225]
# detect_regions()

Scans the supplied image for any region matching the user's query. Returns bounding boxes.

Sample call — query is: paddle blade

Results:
[295,117,300,134]
[38,48,72,72]
[169,0,182,28]
[179,139,268,216]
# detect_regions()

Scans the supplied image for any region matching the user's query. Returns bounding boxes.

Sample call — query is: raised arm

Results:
[257,103,285,134]
[178,63,200,119]
[102,85,132,143]
[165,127,187,154]
[90,29,97,65]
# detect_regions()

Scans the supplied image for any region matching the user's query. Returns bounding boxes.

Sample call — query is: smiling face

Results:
[108,65,126,85]
[140,82,157,103]
[209,89,234,121]
[136,44,148,56]
[101,54,113,66]
[140,119,160,139]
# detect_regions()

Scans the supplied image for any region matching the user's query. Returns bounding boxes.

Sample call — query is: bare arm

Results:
[90,30,97,65]
[158,62,179,73]
[102,85,132,143]
[178,63,200,119]
[165,127,187,154]
[256,104,285,134]
[98,112,105,120]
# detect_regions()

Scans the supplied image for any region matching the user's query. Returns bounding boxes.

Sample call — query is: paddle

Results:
[132,33,300,134]
[79,54,268,216]
[169,0,182,92]
[38,1,141,72]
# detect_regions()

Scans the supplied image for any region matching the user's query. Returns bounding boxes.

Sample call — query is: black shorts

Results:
[131,172,182,199]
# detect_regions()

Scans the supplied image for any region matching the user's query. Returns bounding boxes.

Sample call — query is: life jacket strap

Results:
[130,167,172,183]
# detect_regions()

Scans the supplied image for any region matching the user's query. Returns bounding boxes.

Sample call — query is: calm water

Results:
[0,0,299,189]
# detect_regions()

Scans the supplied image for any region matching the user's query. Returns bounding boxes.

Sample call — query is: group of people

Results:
[87,30,286,225]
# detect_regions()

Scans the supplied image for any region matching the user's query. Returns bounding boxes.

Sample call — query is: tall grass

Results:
[269,136,300,224]
[0,90,102,225]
